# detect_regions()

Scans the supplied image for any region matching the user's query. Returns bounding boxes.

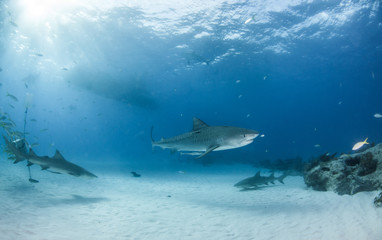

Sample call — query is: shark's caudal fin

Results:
[3,136,25,163]
[278,172,288,184]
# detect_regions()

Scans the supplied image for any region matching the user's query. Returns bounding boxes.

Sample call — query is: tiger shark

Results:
[3,136,97,178]
[151,117,259,158]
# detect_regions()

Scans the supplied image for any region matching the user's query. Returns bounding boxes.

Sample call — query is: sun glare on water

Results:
[17,0,91,24]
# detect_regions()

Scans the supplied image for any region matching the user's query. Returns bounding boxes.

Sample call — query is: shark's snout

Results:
[246,133,259,140]
[245,130,259,140]
[241,131,259,146]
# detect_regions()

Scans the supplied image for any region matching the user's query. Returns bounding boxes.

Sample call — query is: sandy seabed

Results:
[1,159,381,240]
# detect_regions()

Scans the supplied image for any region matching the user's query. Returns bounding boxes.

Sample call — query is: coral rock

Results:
[374,192,382,207]
[304,143,382,195]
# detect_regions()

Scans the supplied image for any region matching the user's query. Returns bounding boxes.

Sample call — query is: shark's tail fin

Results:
[3,136,26,163]
[278,172,288,184]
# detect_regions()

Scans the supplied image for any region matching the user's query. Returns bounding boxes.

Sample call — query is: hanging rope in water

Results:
[23,107,38,183]
[23,107,28,140]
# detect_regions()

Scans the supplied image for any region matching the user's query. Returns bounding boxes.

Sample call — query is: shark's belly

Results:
[158,132,217,151]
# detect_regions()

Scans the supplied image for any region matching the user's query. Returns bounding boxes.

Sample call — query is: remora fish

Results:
[234,171,288,190]
[3,136,97,178]
[151,117,259,159]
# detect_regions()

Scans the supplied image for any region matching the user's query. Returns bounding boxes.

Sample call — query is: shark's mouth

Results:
[245,134,258,141]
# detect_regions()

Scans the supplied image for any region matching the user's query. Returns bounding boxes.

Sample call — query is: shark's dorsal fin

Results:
[192,117,209,131]
[54,150,64,159]
[29,148,37,157]
[255,171,261,177]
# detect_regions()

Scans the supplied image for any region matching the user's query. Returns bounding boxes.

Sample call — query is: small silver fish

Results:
[6,92,18,102]
[10,21,18,27]
[30,142,39,147]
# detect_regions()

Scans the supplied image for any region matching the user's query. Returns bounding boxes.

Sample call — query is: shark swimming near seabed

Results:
[234,171,288,191]
[151,117,259,159]
[3,136,97,178]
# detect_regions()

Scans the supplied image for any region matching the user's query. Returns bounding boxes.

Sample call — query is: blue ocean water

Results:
[0,0,381,170]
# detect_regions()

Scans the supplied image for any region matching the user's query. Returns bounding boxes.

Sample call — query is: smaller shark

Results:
[27,149,97,178]
[3,136,97,178]
[234,171,287,191]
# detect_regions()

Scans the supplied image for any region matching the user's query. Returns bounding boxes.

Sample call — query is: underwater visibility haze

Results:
[1,0,382,239]
[0,0,381,165]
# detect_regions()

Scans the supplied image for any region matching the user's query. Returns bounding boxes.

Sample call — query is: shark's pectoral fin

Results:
[196,145,219,159]
[29,178,39,183]
[170,148,177,154]
[41,165,49,170]
[13,156,25,164]
[27,161,33,166]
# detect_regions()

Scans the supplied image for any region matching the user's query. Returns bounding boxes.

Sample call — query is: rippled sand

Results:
[1,161,381,240]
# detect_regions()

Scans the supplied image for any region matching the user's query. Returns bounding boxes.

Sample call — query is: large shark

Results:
[151,117,259,158]
[3,136,97,178]
[234,171,288,191]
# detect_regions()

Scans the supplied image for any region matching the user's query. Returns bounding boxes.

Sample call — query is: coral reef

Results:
[304,143,382,195]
